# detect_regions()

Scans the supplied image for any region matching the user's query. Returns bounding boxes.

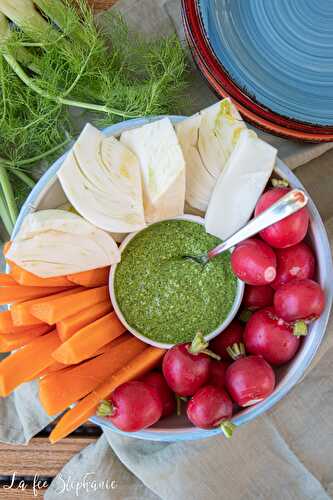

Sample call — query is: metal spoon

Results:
[183,188,308,265]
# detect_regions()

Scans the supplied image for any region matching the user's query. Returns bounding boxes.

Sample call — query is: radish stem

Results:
[271,178,289,188]
[188,332,221,360]
[176,395,181,416]
[220,421,236,439]
[227,342,246,361]
[96,399,114,418]
[293,320,308,336]
[239,309,253,323]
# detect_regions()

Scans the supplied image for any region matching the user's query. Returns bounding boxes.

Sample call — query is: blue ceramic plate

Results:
[199,0,333,126]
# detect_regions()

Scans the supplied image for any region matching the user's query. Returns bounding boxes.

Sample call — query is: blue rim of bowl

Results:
[11,116,333,442]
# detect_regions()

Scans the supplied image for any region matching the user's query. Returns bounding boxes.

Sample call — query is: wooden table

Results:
[0,423,102,497]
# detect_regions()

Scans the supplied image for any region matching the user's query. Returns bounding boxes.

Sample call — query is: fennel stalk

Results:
[0,0,188,237]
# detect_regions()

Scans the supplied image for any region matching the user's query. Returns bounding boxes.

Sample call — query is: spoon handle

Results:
[207,189,308,260]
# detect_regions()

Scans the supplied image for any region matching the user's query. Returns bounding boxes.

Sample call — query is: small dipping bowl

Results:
[109,214,245,349]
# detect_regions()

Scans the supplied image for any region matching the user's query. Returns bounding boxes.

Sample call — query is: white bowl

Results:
[12,116,333,442]
[109,214,245,349]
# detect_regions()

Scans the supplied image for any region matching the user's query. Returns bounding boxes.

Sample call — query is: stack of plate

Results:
[182,0,333,142]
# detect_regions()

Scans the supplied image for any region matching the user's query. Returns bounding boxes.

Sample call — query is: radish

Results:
[243,285,274,310]
[162,333,219,397]
[244,308,300,365]
[208,360,228,388]
[141,371,176,417]
[210,320,243,361]
[274,279,325,333]
[272,242,315,289]
[255,188,310,248]
[187,385,235,437]
[97,381,163,432]
[231,238,277,285]
[225,345,275,407]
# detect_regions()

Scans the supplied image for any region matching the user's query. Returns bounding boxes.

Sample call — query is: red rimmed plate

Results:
[182,0,333,142]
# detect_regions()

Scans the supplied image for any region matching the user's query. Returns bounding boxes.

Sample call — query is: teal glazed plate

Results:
[199,0,333,127]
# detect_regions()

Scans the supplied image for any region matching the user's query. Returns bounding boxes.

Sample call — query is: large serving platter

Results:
[12,116,333,441]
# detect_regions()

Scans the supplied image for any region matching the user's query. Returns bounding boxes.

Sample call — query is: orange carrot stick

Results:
[1,321,50,337]
[57,301,112,342]
[52,311,126,365]
[0,284,69,305]
[10,262,74,288]
[0,330,61,396]
[37,339,116,378]
[0,310,44,333]
[3,241,11,255]
[0,274,17,286]
[10,288,82,326]
[67,267,110,288]
[30,286,109,325]
[0,325,52,352]
[40,334,146,415]
[49,346,165,442]
[35,361,68,379]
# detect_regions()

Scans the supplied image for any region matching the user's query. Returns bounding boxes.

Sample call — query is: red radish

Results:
[255,188,310,248]
[274,279,325,326]
[187,385,235,437]
[208,360,228,388]
[271,242,315,289]
[141,371,175,417]
[231,238,277,285]
[225,346,275,407]
[244,308,300,365]
[243,285,274,310]
[210,320,243,361]
[162,333,217,397]
[96,381,162,432]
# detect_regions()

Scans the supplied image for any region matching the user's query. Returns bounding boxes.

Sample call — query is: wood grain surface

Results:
[0,437,95,477]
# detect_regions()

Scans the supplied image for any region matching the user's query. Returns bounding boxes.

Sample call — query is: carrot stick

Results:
[49,346,165,442]
[3,241,11,255]
[57,301,112,342]
[35,361,68,379]
[0,284,70,305]
[67,267,110,288]
[10,288,82,326]
[37,340,116,378]
[30,286,109,325]
[0,330,61,396]
[52,311,126,365]
[39,336,118,368]
[0,321,50,337]
[0,325,52,352]
[0,274,17,286]
[10,262,74,288]
[0,310,44,333]
[40,334,146,415]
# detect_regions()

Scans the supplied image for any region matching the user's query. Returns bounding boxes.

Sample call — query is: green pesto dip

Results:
[114,220,237,344]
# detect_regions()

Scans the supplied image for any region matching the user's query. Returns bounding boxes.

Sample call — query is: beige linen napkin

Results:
[1,1,333,499]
